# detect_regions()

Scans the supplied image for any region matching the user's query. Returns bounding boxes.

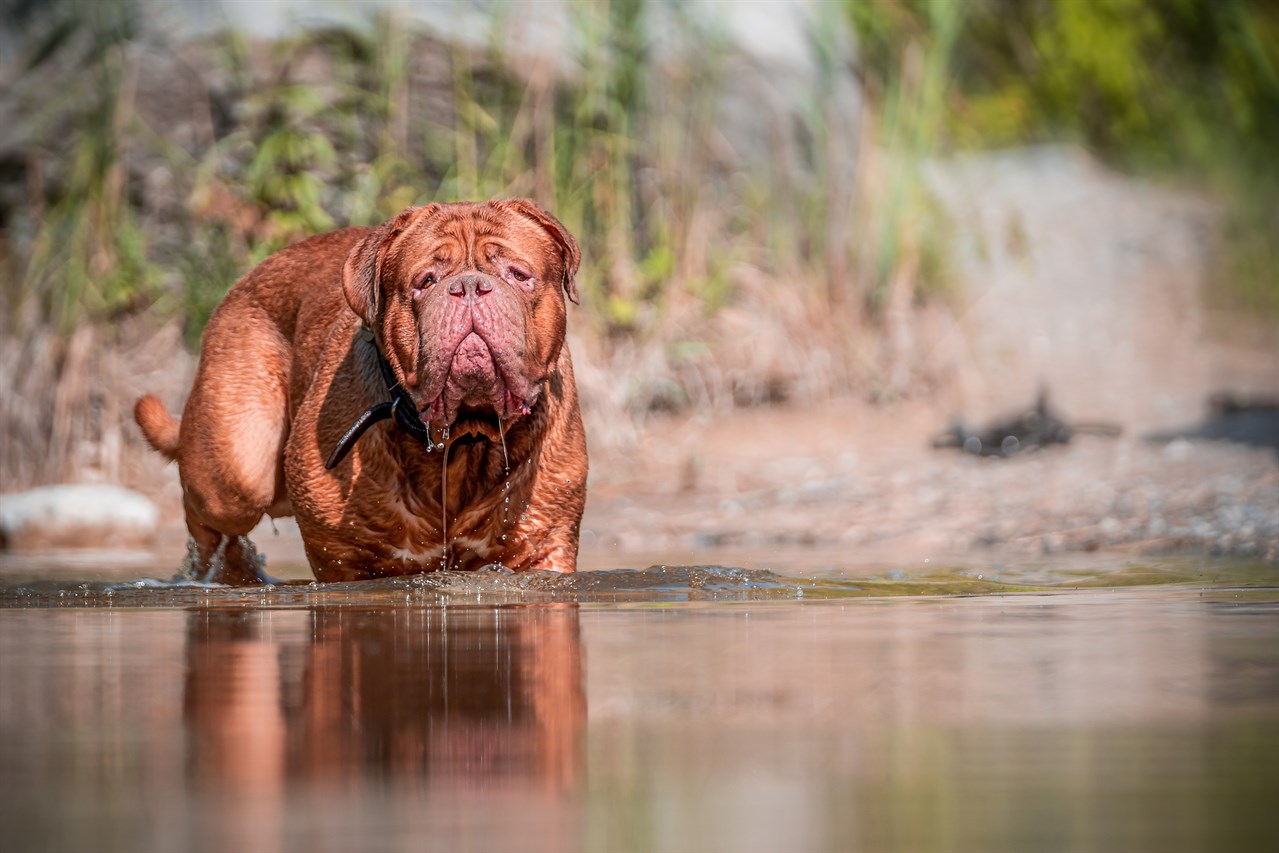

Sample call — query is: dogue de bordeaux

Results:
[135,199,588,584]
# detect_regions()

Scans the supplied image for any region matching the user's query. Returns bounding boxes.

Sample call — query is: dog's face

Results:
[343,200,580,435]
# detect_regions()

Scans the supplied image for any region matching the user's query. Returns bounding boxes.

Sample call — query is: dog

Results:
[135,199,588,584]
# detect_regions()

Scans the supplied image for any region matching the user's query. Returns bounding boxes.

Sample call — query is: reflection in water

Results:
[184,606,585,853]
[0,605,585,853]
[580,594,1279,852]
[183,607,583,793]
[0,589,1276,852]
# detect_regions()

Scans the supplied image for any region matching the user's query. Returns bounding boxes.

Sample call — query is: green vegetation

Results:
[849,0,1279,317]
[14,1,162,332]
[855,0,963,318]
[5,0,1275,351]
[0,0,915,352]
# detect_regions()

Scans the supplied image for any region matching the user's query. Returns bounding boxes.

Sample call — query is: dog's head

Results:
[342,199,581,434]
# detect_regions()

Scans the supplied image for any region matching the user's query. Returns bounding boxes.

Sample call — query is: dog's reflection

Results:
[183,605,585,799]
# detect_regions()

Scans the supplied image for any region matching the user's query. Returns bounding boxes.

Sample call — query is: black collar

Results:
[325,329,437,470]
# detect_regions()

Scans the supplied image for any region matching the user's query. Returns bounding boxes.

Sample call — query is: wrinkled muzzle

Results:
[415,273,536,424]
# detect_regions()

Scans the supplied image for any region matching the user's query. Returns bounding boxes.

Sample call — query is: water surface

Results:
[1,560,1277,852]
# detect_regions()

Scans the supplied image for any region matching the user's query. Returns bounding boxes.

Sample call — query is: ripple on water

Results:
[1,561,1275,609]
[0,565,881,607]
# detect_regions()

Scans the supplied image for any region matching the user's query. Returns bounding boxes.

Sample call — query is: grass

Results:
[848,0,1279,326]
[3,0,1275,489]
[1,1,879,484]
[14,1,161,333]
[10,1,940,343]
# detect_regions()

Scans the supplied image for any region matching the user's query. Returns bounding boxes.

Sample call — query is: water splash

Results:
[177,537,204,581]
[175,535,269,584]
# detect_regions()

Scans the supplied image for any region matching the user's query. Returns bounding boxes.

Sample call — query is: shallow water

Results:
[1,560,1278,852]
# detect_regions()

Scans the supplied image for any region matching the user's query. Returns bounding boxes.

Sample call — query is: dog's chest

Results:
[380,492,508,567]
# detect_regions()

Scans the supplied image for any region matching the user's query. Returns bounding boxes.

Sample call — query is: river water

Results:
[1,559,1277,852]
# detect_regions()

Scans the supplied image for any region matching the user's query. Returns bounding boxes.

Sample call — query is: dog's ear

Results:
[341,229,382,327]
[498,198,582,304]
[342,205,439,325]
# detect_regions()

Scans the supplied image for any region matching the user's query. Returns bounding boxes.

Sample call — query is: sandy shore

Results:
[585,402,1279,567]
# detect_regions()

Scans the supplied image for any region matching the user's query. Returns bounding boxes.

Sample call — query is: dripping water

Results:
[440,423,451,571]
[498,417,509,474]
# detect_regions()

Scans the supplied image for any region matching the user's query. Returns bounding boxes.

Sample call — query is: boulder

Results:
[0,485,160,550]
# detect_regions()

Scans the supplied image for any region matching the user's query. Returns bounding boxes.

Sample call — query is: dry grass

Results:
[1,3,963,487]
[0,314,193,492]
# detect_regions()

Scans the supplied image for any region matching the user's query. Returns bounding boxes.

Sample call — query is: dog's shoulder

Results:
[214,226,374,338]
[252,226,376,287]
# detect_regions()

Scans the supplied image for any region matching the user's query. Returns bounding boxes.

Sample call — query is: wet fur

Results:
[136,200,588,584]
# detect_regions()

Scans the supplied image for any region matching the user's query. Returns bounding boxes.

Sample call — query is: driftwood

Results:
[932,393,1122,458]
[1144,393,1279,453]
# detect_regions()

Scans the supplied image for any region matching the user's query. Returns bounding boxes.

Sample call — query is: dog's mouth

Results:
[421,332,534,428]
[448,406,504,443]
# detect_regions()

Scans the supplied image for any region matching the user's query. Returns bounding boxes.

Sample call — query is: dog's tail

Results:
[134,395,181,460]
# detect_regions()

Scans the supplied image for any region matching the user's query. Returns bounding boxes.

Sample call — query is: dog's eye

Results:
[507,267,531,284]
[414,273,436,291]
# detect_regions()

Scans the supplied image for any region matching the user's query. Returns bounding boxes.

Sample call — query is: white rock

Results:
[0,485,159,550]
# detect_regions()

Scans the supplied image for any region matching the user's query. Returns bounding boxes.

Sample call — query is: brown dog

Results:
[135,199,588,583]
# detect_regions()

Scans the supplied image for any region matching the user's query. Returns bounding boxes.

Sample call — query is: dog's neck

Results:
[324,328,436,469]
[326,326,548,476]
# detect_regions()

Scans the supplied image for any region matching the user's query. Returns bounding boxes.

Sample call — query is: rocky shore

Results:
[584,403,1279,566]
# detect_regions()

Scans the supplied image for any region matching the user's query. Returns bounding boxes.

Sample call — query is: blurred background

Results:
[1,0,1276,565]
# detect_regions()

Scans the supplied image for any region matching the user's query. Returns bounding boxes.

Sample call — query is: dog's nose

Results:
[447,274,493,300]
